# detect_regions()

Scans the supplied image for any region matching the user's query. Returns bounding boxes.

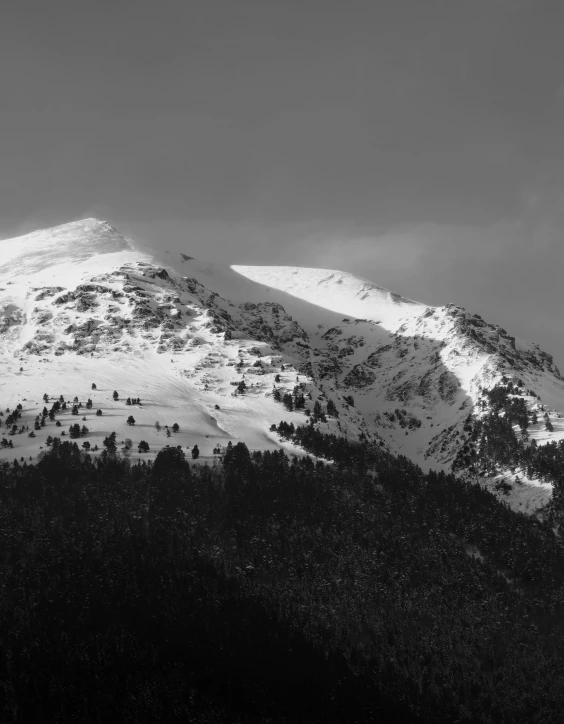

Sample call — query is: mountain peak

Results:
[0,218,134,279]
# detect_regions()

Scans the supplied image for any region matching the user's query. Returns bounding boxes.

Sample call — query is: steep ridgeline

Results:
[1,218,563,510]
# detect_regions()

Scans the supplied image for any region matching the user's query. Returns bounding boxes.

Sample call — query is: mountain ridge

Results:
[1,217,563,515]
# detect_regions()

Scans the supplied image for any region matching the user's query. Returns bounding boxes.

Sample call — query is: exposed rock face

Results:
[343,364,376,389]
[438,370,460,403]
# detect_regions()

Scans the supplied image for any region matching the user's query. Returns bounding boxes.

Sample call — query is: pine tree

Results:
[191,444,200,459]
[103,432,117,451]
[172,423,179,433]
[283,393,294,412]
[96,409,103,416]
[113,391,119,401]
[127,416,136,426]
[327,399,339,417]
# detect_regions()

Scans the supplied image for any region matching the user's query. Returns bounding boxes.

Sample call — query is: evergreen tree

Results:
[96,409,102,416]
[191,444,200,459]
[113,391,119,401]
[138,440,149,452]
[327,399,339,417]
[172,423,179,433]
[103,432,117,452]
[127,416,136,426]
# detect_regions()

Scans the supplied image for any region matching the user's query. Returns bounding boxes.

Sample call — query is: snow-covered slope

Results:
[1,218,564,513]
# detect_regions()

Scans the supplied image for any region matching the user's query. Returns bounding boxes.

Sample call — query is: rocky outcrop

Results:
[343,364,376,389]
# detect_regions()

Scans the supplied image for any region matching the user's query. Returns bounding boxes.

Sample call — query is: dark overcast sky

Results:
[2,0,564,366]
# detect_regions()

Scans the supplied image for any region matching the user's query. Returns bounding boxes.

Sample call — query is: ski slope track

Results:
[1,218,563,514]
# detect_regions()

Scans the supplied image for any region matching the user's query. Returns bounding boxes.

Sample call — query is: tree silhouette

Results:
[103,432,117,452]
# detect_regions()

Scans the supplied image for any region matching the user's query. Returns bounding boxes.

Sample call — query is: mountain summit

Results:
[1,218,563,512]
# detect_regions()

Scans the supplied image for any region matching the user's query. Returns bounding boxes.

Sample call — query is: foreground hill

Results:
[1,218,564,512]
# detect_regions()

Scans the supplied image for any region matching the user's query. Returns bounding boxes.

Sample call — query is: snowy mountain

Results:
[1,218,564,513]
